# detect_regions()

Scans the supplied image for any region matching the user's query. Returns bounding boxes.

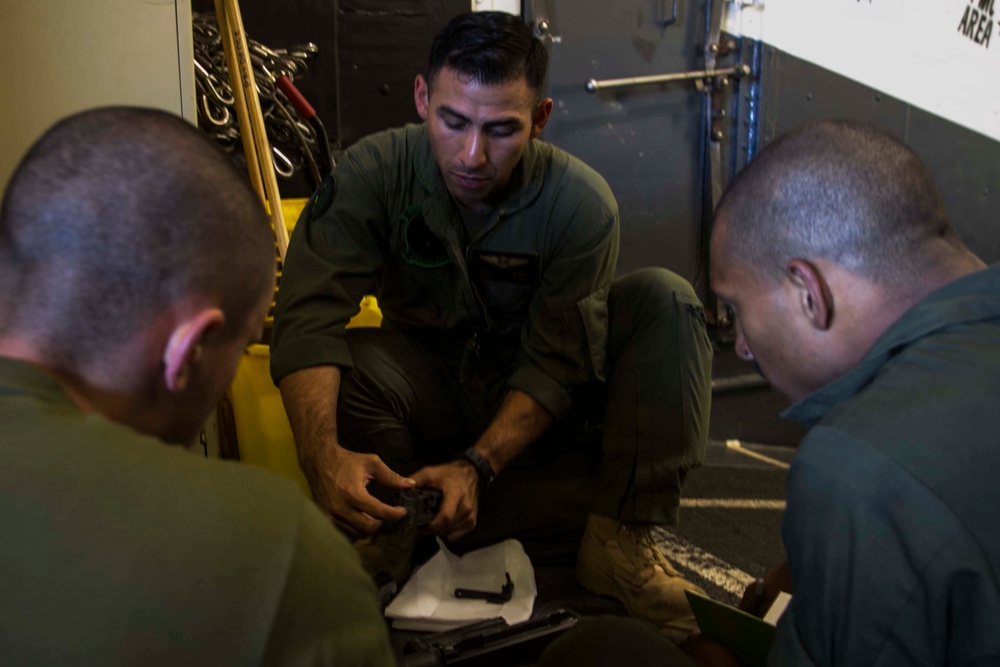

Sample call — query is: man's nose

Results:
[460,131,487,169]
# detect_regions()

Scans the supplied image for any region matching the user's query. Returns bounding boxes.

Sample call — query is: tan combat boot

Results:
[575,513,704,643]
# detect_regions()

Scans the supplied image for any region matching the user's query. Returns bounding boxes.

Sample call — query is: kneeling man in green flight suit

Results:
[271,11,714,641]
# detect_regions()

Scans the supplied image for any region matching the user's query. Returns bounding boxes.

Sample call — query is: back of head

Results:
[428,11,548,95]
[0,107,275,373]
[715,120,958,287]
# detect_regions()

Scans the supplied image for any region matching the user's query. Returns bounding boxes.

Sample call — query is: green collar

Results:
[783,265,1000,426]
[0,357,75,408]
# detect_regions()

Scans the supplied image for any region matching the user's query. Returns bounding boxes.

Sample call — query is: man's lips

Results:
[450,172,489,188]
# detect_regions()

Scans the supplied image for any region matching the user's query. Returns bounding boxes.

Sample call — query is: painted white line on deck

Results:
[681,498,786,510]
[653,527,756,598]
[726,439,791,470]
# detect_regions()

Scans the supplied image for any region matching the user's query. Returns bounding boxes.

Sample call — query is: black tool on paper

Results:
[454,572,514,604]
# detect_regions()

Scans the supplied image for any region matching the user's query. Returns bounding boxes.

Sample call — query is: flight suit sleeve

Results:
[507,184,619,419]
[776,426,1000,667]
[261,500,396,667]
[270,146,391,385]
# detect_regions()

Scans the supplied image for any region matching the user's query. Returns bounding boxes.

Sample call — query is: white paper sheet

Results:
[385,538,536,632]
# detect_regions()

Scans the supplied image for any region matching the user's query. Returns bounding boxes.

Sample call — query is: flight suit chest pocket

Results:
[468,250,541,321]
[396,205,452,269]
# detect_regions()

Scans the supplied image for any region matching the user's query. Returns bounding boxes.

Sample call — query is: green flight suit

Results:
[0,358,395,667]
[773,265,1000,665]
[271,124,711,542]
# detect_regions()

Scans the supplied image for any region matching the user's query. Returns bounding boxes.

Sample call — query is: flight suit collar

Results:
[783,265,1000,427]
[409,124,547,332]
[411,123,546,237]
[0,357,75,408]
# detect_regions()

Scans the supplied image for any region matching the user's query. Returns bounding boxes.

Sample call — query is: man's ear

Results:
[162,308,225,393]
[414,74,430,120]
[529,98,553,139]
[787,259,832,331]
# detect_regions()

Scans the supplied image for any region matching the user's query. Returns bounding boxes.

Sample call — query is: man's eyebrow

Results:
[437,105,523,130]
[437,106,471,123]
[710,285,732,303]
[483,118,523,131]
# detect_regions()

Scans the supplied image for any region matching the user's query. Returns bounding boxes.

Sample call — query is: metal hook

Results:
[271,146,295,178]
[200,94,231,127]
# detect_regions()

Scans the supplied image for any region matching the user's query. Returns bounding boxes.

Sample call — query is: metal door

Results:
[528,0,718,295]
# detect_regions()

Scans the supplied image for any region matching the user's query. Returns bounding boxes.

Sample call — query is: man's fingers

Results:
[333,479,406,530]
[429,490,459,534]
[352,490,408,522]
[688,634,741,667]
[368,456,416,490]
[445,527,468,542]
[332,507,381,537]
[444,515,476,542]
[438,497,478,541]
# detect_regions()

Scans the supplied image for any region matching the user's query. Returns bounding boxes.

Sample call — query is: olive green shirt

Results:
[0,358,395,667]
[271,124,619,419]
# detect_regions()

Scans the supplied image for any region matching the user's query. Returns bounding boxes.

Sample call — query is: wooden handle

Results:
[214,0,289,260]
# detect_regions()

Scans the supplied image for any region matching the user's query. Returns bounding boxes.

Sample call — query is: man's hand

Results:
[688,632,742,667]
[411,460,480,541]
[738,561,792,617]
[279,366,416,537]
[304,443,416,537]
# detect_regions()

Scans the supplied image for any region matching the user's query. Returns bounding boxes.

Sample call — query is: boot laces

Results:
[622,524,673,574]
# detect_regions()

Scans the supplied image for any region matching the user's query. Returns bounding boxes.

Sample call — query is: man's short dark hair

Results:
[428,11,548,96]
[715,121,957,286]
[0,107,275,371]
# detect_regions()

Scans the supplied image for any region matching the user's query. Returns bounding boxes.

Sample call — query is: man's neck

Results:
[455,195,500,217]
[456,203,495,237]
[832,247,988,374]
[0,338,159,441]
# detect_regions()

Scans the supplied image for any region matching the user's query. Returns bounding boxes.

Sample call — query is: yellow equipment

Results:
[227,198,381,496]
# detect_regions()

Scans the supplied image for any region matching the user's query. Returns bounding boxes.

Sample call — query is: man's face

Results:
[710,219,827,402]
[415,66,551,213]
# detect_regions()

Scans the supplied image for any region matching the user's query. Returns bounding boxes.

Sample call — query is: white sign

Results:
[472,0,521,15]
[726,0,1000,141]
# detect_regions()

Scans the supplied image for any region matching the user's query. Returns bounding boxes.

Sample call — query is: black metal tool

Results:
[395,487,442,526]
[454,572,514,604]
[400,609,579,667]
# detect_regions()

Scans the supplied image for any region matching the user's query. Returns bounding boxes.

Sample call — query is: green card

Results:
[685,589,777,667]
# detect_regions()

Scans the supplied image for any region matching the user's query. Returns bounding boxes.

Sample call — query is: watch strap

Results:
[460,446,496,490]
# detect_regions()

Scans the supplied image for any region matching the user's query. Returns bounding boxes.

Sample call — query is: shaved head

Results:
[715,121,959,287]
[0,107,275,373]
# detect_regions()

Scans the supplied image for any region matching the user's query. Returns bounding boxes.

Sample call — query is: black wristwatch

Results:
[460,446,496,491]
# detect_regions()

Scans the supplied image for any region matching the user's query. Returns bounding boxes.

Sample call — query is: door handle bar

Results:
[585,63,750,93]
